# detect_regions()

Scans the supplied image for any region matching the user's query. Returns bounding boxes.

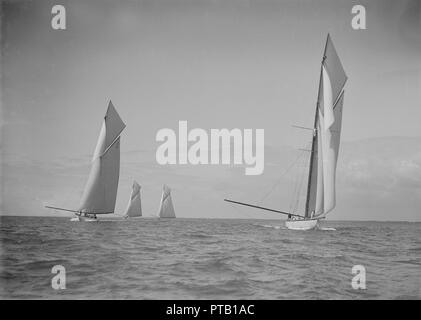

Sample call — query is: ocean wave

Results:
[255,224,285,230]
[1,217,420,299]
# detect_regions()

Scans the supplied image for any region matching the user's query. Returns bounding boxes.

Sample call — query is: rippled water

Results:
[0,216,420,299]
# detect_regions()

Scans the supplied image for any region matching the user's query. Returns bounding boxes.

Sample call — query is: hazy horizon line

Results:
[1,213,420,223]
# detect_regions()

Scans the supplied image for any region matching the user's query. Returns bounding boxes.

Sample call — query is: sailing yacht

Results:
[157,184,176,218]
[45,101,126,221]
[225,34,347,230]
[122,180,142,219]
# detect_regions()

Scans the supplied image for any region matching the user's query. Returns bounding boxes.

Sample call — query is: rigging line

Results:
[291,150,303,213]
[288,171,295,213]
[290,140,312,214]
[293,152,308,213]
[291,157,301,213]
[289,153,302,213]
[257,149,307,206]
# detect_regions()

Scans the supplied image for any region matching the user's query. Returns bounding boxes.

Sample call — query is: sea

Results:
[0,216,420,299]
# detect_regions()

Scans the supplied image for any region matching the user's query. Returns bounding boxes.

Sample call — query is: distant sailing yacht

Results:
[122,180,142,219]
[157,184,176,218]
[46,101,126,222]
[225,34,347,230]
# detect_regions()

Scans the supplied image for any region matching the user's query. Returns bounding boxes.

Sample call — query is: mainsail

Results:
[123,180,142,218]
[305,34,347,218]
[157,184,176,218]
[78,101,126,214]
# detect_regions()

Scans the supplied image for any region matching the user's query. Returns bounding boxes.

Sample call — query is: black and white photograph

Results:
[0,0,420,305]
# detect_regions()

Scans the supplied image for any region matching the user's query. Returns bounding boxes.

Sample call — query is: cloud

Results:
[335,137,421,220]
[339,137,421,190]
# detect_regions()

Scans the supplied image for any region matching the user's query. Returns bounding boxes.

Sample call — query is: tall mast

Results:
[304,36,329,218]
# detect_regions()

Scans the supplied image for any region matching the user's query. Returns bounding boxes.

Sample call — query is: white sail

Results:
[157,184,176,218]
[306,34,347,217]
[314,120,324,215]
[322,65,334,129]
[318,92,344,214]
[123,181,142,218]
[78,101,126,214]
[322,34,347,106]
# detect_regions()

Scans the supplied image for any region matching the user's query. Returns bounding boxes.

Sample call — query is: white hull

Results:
[285,219,318,230]
[122,215,142,219]
[70,215,99,222]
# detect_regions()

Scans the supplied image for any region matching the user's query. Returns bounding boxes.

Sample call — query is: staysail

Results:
[305,34,347,217]
[157,184,176,218]
[78,101,126,214]
[123,180,142,218]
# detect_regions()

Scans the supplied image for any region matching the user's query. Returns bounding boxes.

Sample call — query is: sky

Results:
[1,0,420,221]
